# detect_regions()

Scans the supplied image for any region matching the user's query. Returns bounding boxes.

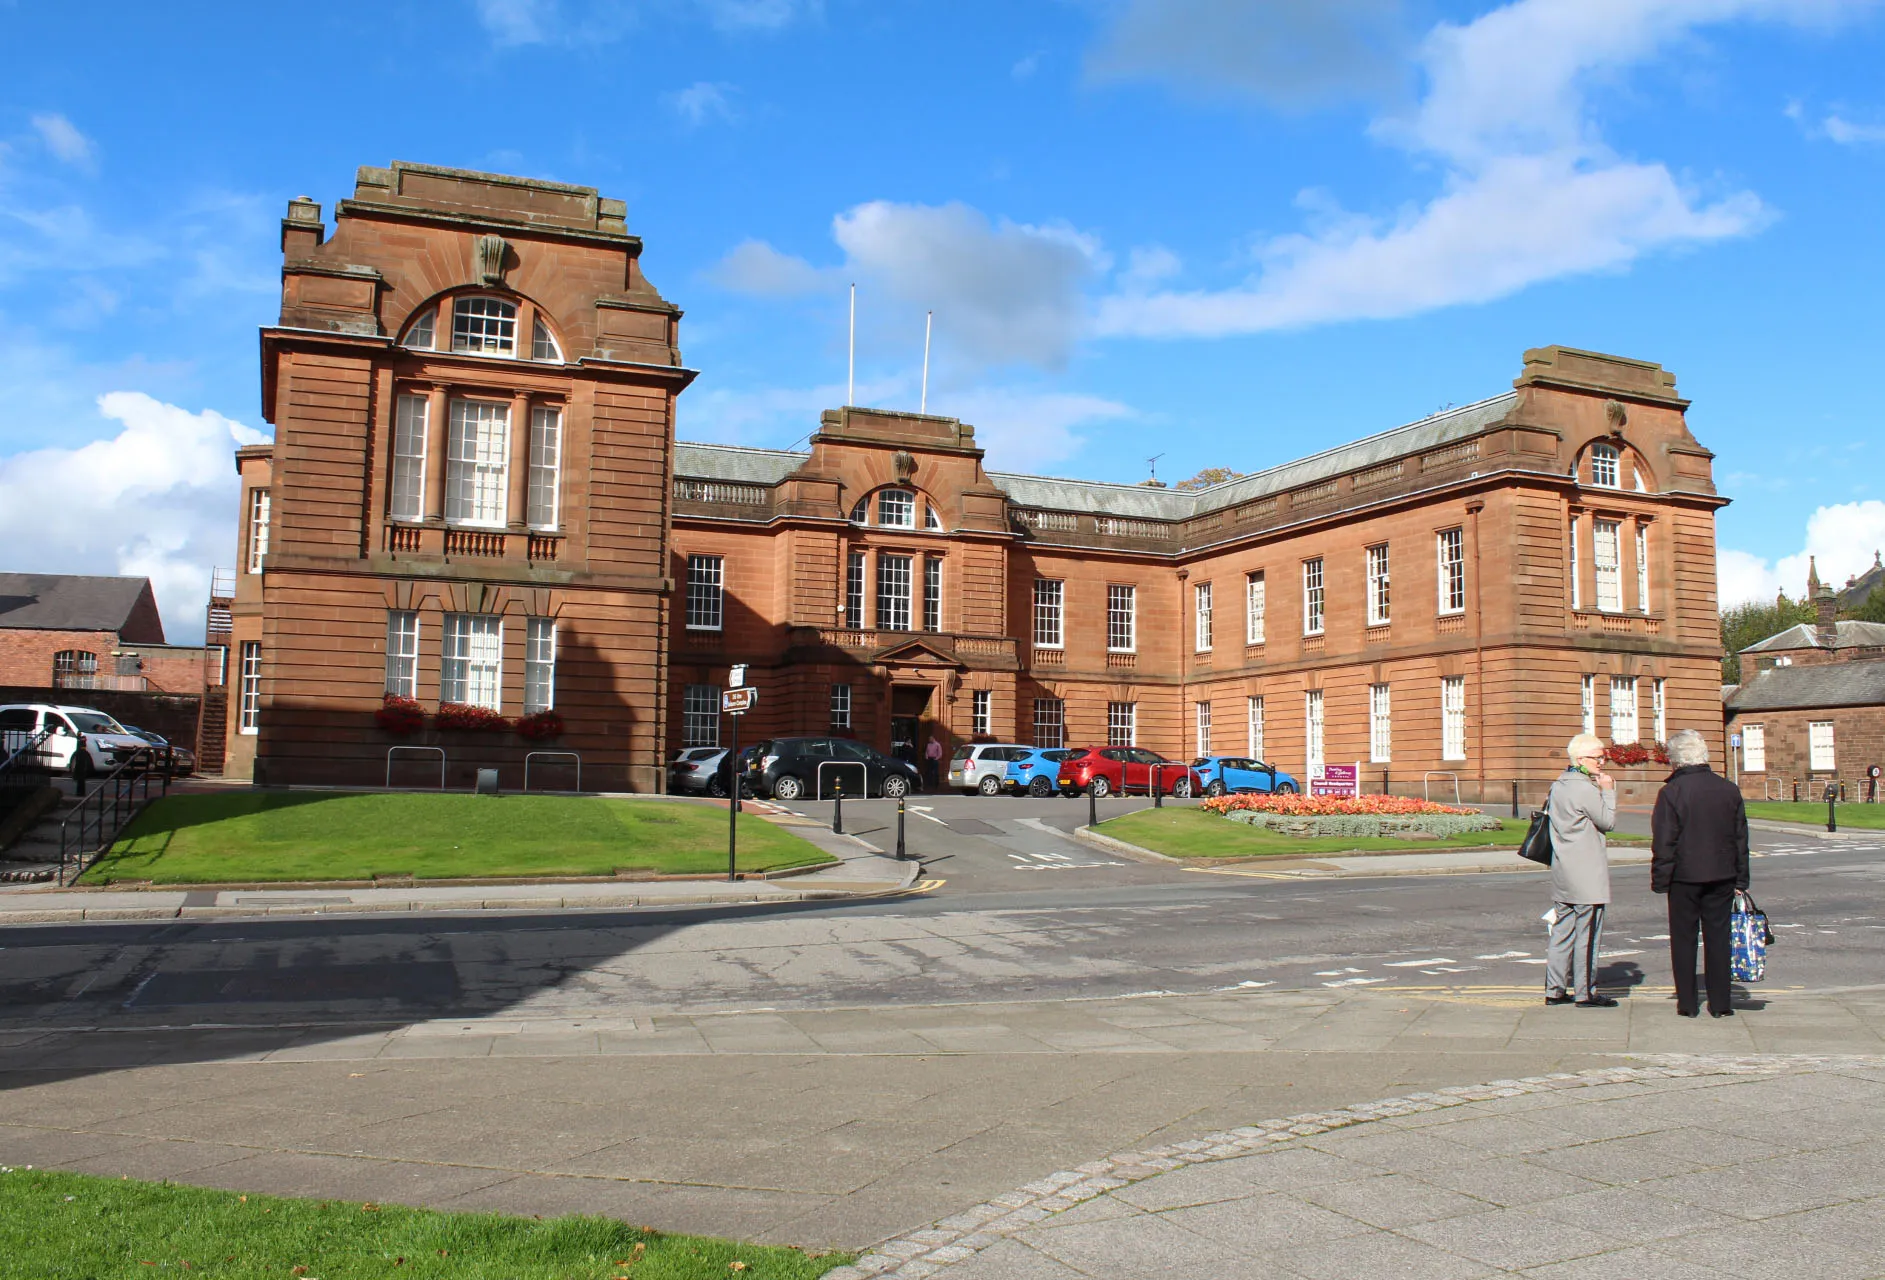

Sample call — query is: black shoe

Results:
[1677,1009,1699,1018]
[1544,993,1575,1006]
[1710,1008,1735,1018]
[1575,997,1620,1008]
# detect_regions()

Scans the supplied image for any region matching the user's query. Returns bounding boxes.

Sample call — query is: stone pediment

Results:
[873,638,962,667]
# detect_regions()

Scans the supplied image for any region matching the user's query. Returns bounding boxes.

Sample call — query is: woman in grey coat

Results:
[1544,733,1618,1007]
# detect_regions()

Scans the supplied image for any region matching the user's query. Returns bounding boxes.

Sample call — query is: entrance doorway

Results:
[889,684,934,769]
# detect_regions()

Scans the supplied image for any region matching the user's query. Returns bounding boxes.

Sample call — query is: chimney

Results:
[1810,557,1838,649]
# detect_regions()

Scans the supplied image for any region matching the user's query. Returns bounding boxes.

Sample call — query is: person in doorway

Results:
[1651,729,1750,1018]
[922,733,944,791]
[1544,733,1618,1007]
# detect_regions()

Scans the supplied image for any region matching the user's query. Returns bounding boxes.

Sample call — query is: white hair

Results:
[1667,730,1709,768]
[1566,733,1605,763]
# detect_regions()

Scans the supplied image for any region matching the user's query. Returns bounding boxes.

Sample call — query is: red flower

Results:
[435,703,512,733]
[1200,793,1477,817]
[515,709,564,741]
[375,694,425,736]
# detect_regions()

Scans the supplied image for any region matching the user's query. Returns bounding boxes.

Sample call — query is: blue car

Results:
[1191,756,1298,797]
[1005,747,1073,796]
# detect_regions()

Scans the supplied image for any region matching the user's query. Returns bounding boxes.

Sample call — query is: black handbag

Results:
[1517,808,1554,865]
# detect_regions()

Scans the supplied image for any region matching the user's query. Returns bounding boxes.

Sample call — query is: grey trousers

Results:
[1546,902,1606,1001]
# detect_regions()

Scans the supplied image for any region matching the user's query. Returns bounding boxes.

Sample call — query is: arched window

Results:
[453,296,517,355]
[850,497,869,523]
[877,489,916,528]
[1589,443,1620,489]
[402,309,435,349]
[52,650,98,688]
[531,317,562,362]
[925,503,942,530]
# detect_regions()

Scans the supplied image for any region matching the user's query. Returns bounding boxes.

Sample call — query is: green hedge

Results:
[1223,811,1505,838]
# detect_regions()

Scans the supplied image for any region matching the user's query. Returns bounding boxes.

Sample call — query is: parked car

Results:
[745,737,920,801]
[668,746,730,795]
[121,725,196,777]
[1190,756,1298,797]
[1004,748,1073,796]
[1056,747,1202,799]
[0,703,154,782]
[947,743,1033,795]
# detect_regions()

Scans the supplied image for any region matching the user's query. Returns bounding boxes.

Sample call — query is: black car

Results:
[745,737,919,801]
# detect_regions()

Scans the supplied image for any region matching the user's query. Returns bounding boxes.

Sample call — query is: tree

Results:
[1720,593,1815,683]
[1174,466,1246,491]
[1848,585,1885,624]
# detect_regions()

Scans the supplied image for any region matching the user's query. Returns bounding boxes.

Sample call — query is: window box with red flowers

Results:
[516,709,565,742]
[435,703,512,733]
[375,694,426,736]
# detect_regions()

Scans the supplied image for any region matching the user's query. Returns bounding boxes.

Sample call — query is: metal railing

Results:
[524,751,582,793]
[386,746,446,789]
[815,760,869,800]
[1423,771,1463,804]
[1,728,55,822]
[58,743,170,886]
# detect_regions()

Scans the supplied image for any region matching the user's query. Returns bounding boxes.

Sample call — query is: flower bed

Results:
[435,702,512,733]
[1603,741,1670,767]
[1200,791,1502,839]
[515,709,565,741]
[374,694,425,736]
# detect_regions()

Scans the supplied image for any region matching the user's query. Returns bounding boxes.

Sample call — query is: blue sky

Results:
[3,0,1883,640]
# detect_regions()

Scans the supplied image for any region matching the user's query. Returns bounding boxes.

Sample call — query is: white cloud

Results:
[30,113,94,168]
[0,392,269,642]
[1824,113,1885,144]
[698,0,811,31]
[715,202,1105,370]
[1091,0,1873,339]
[1012,53,1041,81]
[938,388,1132,472]
[1088,0,1411,109]
[1718,500,1885,607]
[664,81,739,127]
[474,0,553,44]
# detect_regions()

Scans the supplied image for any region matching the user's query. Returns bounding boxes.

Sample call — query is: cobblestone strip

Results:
[822,1054,1879,1280]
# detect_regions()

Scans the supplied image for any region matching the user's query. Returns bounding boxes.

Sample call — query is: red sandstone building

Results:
[230,163,1730,800]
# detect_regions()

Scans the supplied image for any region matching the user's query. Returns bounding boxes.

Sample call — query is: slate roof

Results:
[1839,554,1885,609]
[674,391,1522,520]
[1740,620,1885,654]
[0,574,156,635]
[1726,658,1885,712]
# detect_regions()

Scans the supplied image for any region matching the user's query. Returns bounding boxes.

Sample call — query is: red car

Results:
[1057,747,1202,799]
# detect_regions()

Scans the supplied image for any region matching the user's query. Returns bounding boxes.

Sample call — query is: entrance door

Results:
[890,684,934,764]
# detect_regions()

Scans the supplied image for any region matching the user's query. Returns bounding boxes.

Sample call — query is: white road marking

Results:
[1514,959,1550,965]
[1598,949,1644,958]
[1420,966,1477,974]
[1476,951,1531,959]
[1313,967,1366,976]
[1384,958,1456,967]
[1215,980,1274,991]
[1323,977,1386,987]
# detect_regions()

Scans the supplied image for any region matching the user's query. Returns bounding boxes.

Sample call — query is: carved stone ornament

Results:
[475,234,510,285]
[1604,399,1628,433]
[893,449,917,482]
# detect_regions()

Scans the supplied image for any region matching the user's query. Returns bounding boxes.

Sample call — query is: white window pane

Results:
[1370,684,1391,763]
[1108,585,1136,652]
[1442,677,1466,760]
[527,405,561,530]
[238,642,262,734]
[686,555,724,630]
[441,613,503,710]
[1809,721,1835,771]
[1108,701,1136,747]
[1743,724,1766,772]
[391,394,428,522]
[452,296,517,355]
[403,309,435,350]
[845,551,866,629]
[1609,676,1638,744]
[1246,573,1265,644]
[247,489,271,574]
[524,617,556,713]
[877,489,915,527]
[1305,690,1324,773]
[531,316,561,361]
[1580,675,1596,735]
[384,610,420,698]
[1195,582,1213,651]
[878,555,913,631]
[446,399,510,526]
[972,689,991,736]
[1303,559,1324,635]
[1437,529,1465,615]
[1033,579,1063,648]
[1366,545,1390,626]
[1195,701,1211,755]
[683,684,721,747]
[1594,519,1621,612]
[1033,698,1064,749]
[830,683,852,730]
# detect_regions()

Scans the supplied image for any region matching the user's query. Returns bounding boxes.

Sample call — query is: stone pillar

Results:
[425,386,449,522]
[508,393,534,529]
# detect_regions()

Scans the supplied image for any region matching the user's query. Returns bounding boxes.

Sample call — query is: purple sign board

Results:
[1310,763,1360,798]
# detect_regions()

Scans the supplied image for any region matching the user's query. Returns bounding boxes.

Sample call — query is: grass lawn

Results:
[1745,801,1885,830]
[79,792,835,885]
[1097,807,1650,860]
[0,1166,850,1279]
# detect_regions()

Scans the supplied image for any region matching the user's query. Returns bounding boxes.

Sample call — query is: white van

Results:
[946,743,1033,796]
[0,704,154,781]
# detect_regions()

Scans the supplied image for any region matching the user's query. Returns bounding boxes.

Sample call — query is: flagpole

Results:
[847,283,856,407]
[920,310,932,414]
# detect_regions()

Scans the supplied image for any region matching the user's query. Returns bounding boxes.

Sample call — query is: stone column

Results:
[508,393,533,530]
[425,386,449,522]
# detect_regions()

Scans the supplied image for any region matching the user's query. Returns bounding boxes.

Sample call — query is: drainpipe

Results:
[1467,499,1487,804]
[1176,568,1190,758]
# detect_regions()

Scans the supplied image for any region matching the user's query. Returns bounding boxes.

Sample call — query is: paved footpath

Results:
[832,1055,1885,1279]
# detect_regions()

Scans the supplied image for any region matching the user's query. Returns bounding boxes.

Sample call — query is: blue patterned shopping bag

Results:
[1731,891,1772,984]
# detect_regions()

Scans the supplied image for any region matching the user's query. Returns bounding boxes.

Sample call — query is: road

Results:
[4,792,1880,1033]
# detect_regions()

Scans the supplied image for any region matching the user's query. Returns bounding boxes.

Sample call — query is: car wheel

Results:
[1275,781,1298,795]
[1204,780,1226,798]
[706,775,727,798]
[1171,776,1194,799]
[1090,775,1112,799]
[772,775,804,801]
[883,774,910,799]
[978,774,1003,796]
[1029,776,1053,797]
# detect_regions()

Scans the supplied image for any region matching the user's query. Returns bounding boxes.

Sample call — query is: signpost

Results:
[722,680,758,882]
[1310,762,1360,798]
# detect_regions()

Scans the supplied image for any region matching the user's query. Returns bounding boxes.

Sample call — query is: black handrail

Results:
[57,741,172,886]
[0,726,54,777]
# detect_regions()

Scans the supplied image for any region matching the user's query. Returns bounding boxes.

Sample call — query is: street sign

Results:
[729,664,747,688]
[722,686,758,715]
[1730,734,1741,749]
[1311,762,1360,798]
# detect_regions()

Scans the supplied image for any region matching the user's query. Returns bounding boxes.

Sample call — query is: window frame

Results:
[1636,521,1650,614]
[384,610,420,699]
[1247,695,1264,760]
[1032,697,1065,749]
[1246,571,1266,645]
[1302,558,1325,636]
[1580,674,1596,736]
[1365,544,1390,626]
[876,489,916,529]
[1809,720,1836,772]
[923,555,943,633]
[1742,722,1766,772]
[1593,518,1623,612]
[444,397,512,528]
[1590,443,1621,489]
[1305,689,1325,774]
[1033,578,1064,649]
[682,684,721,748]
[1107,584,1136,653]
[1369,683,1391,763]
[526,404,562,531]
[1194,700,1212,756]
[1437,528,1465,616]
[1108,701,1137,748]
[440,613,504,711]
[845,550,866,630]
[1194,581,1213,652]
[531,315,563,362]
[685,555,725,632]
[971,689,991,737]
[1569,514,1582,610]
[877,553,914,632]
[524,617,556,714]
[451,295,518,356]
[247,487,271,575]
[1652,676,1666,743]
[390,393,428,522]
[829,683,852,732]
[1609,675,1639,745]
[1441,676,1467,761]
[238,641,262,734]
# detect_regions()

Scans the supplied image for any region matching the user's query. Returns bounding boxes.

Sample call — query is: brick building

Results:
[229,164,1730,798]
[1725,564,1885,800]
[0,573,207,695]
[669,347,1729,801]
[231,162,692,790]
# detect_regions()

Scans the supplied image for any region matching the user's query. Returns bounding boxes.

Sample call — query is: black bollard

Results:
[833,781,844,835]
[1153,764,1163,808]
[1088,781,1097,829]
[1511,779,1520,818]
[1828,787,1838,834]
[896,795,907,860]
